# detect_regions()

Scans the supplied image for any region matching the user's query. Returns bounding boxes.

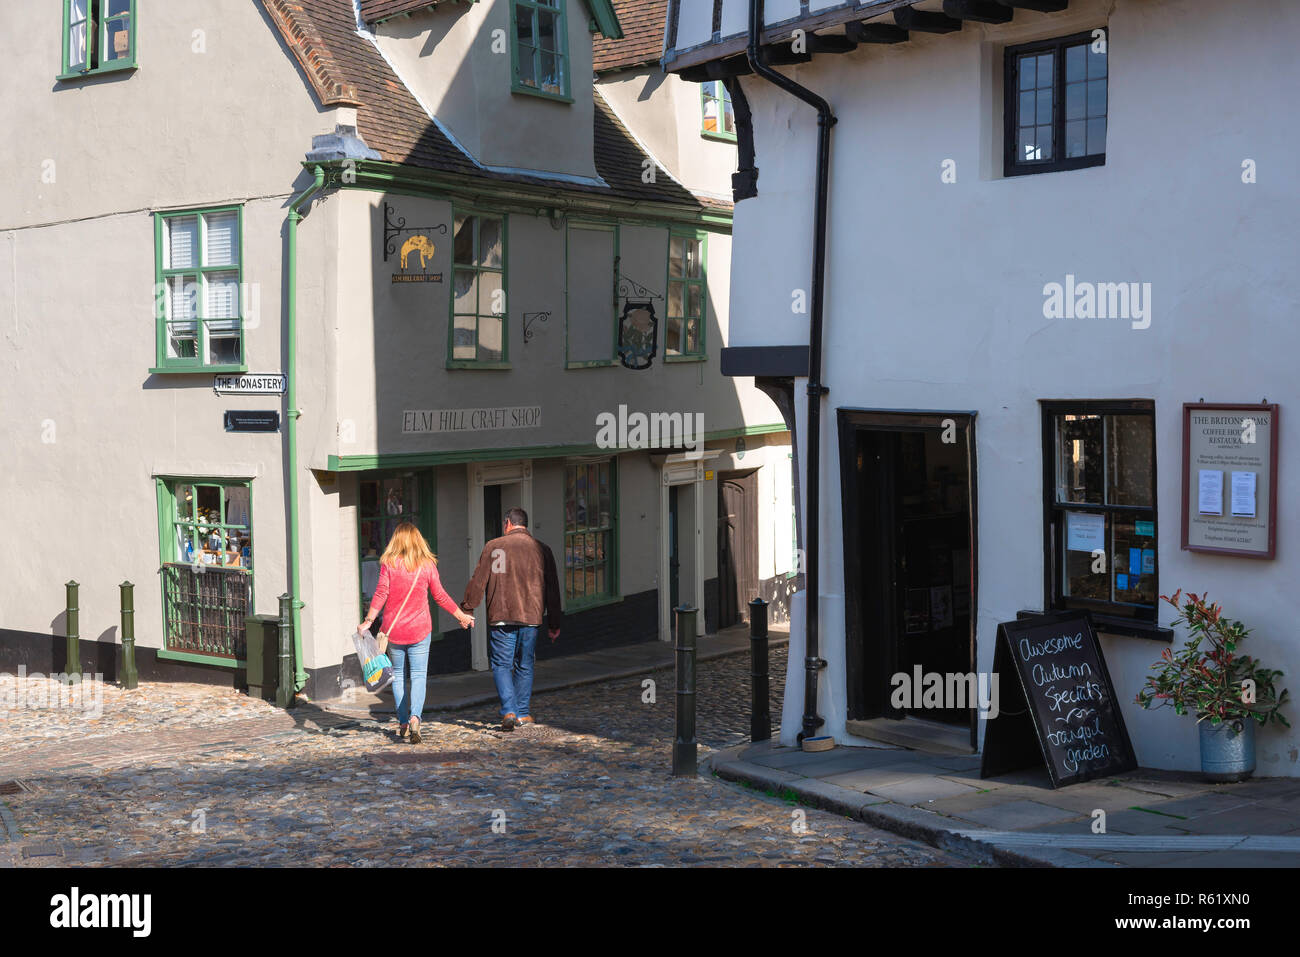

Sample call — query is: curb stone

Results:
[705,747,1110,868]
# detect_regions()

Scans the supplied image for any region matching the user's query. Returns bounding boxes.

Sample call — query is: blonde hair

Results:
[380,522,437,572]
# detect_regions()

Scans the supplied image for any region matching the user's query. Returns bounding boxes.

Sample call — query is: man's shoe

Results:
[517,716,536,728]
[501,713,518,732]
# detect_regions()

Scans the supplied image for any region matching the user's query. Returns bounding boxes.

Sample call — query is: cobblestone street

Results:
[0,647,964,867]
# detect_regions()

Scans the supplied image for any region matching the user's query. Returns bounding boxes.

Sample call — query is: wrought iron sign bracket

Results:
[384,202,447,262]
[522,311,551,343]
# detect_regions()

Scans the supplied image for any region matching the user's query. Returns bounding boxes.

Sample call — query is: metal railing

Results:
[160,563,252,660]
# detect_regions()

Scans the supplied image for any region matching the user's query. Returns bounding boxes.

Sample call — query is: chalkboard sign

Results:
[981,611,1137,788]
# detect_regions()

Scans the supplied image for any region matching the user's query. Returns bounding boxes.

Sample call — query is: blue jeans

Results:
[389,634,431,725]
[488,625,539,718]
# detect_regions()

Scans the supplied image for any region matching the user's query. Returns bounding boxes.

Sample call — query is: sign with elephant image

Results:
[391,233,443,284]
[383,201,445,284]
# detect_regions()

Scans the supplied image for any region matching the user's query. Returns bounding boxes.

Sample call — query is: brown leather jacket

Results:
[461,528,563,631]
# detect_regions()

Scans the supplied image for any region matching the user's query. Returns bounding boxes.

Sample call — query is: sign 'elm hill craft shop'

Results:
[402,407,542,434]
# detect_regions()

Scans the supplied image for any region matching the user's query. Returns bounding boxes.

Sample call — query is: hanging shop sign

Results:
[384,202,445,284]
[1181,402,1279,559]
[224,410,280,433]
[981,611,1137,788]
[401,407,542,434]
[213,373,286,396]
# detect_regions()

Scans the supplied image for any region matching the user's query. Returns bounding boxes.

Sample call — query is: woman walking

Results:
[359,522,473,743]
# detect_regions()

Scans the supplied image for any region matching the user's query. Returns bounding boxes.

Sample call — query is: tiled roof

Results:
[593,0,667,73]
[359,1,442,24]
[260,0,724,212]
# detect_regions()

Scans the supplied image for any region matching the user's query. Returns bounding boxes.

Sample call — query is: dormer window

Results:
[511,0,570,101]
[60,0,136,79]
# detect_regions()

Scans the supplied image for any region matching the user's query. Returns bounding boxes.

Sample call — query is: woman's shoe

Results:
[397,723,409,739]
[409,718,422,745]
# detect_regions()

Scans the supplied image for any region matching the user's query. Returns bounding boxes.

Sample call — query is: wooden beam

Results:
[806,32,858,54]
[844,21,910,44]
[943,0,1013,23]
[995,0,1067,11]
[764,41,814,65]
[679,54,753,83]
[893,6,962,33]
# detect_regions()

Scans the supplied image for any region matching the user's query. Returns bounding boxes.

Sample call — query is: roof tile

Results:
[593,0,667,73]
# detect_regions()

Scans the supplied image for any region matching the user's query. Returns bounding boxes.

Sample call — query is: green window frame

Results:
[152,205,247,374]
[155,478,253,666]
[700,80,736,141]
[356,470,441,630]
[60,0,137,80]
[665,230,707,360]
[510,0,571,102]
[449,209,509,369]
[564,219,619,369]
[564,458,618,607]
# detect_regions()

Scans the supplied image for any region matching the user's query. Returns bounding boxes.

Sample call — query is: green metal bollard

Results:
[65,580,81,684]
[119,581,139,690]
[673,604,698,777]
[276,593,294,709]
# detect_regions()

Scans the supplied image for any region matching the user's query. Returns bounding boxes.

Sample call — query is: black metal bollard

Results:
[673,605,698,776]
[749,597,771,742]
[65,580,81,683]
[119,581,138,690]
[276,593,294,709]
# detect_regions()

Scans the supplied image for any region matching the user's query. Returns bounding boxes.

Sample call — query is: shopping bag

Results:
[351,629,393,694]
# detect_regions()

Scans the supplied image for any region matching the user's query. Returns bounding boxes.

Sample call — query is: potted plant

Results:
[1137,590,1289,781]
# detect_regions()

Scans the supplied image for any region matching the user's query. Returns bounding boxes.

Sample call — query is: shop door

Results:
[844,418,976,731]
[718,471,758,628]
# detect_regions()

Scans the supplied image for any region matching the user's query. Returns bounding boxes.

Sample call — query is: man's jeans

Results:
[488,625,539,718]
[389,634,431,725]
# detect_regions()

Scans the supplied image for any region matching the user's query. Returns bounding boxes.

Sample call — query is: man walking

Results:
[462,507,563,731]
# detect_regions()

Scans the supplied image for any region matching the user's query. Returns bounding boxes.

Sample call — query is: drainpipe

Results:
[746,0,832,742]
[285,164,326,696]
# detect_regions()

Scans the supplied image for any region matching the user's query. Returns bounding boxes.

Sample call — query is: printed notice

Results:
[1198,469,1223,515]
[1231,470,1257,517]
[1065,511,1106,552]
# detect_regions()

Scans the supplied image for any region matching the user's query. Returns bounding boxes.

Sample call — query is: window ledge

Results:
[701,131,737,144]
[446,360,512,371]
[511,84,573,105]
[1017,609,1173,643]
[664,354,707,363]
[57,63,137,82]
[150,364,248,375]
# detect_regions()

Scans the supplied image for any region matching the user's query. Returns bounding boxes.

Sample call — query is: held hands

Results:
[455,609,475,630]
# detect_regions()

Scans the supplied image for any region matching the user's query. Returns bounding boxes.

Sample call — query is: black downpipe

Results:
[745,0,832,743]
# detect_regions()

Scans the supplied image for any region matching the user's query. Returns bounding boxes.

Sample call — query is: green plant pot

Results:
[1199,716,1255,783]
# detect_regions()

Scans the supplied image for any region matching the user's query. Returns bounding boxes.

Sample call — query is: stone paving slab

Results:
[708,738,1300,868]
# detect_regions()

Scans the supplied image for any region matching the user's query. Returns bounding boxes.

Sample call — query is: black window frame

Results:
[1040,399,1169,641]
[1004,29,1108,177]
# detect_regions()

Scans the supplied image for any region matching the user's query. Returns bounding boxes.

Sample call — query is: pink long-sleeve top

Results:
[368,561,460,645]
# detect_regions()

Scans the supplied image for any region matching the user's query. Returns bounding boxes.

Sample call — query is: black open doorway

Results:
[838,410,978,748]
